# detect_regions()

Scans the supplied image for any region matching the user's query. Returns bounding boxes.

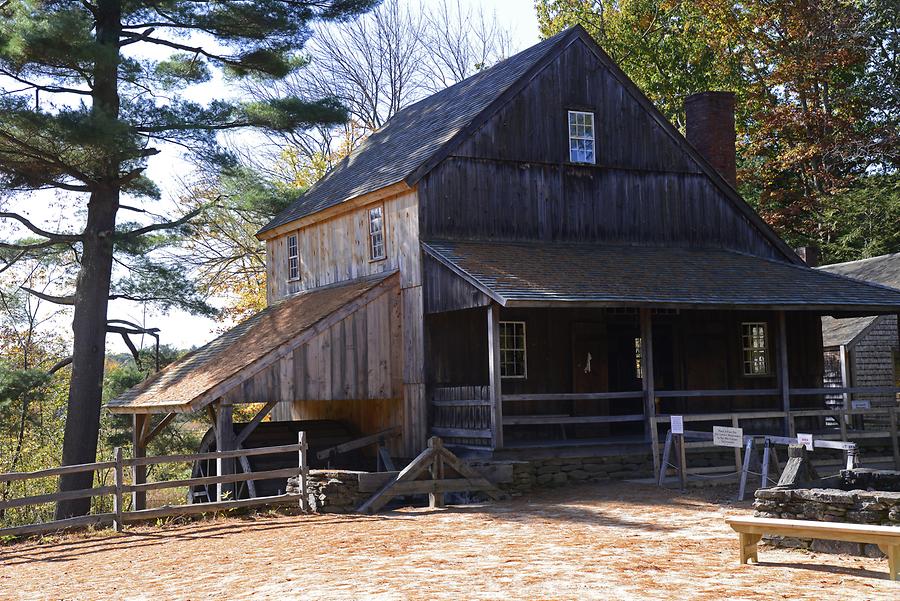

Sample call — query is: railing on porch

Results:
[431,386,493,447]
[0,435,309,539]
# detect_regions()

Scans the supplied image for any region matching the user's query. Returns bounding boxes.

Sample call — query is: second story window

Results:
[741,322,770,376]
[568,110,595,164]
[368,205,386,261]
[287,234,299,281]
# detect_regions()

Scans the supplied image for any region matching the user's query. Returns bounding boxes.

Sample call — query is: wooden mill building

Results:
[109,27,900,489]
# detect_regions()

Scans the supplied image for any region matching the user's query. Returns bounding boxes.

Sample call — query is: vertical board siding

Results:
[266,189,419,304]
[220,285,401,405]
[418,40,783,260]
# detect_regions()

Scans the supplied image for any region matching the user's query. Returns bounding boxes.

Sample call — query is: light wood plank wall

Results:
[265,189,426,456]
[266,190,421,302]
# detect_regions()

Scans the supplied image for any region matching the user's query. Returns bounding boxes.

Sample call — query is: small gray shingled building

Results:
[819,253,900,410]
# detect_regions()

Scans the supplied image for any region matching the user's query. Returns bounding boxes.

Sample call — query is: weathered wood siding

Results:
[266,189,421,303]
[418,39,785,260]
[225,285,402,406]
[423,254,491,313]
[265,188,426,456]
[425,307,824,411]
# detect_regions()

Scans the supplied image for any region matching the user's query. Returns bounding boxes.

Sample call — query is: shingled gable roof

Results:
[422,240,900,311]
[257,26,801,265]
[818,252,900,347]
[257,28,572,235]
[107,272,398,414]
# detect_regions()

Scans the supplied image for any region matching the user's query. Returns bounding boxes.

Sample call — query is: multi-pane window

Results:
[368,205,386,261]
[499,321,527,379]
[742,322,770,376]
[568,110,595,164]
[287,234,299,281]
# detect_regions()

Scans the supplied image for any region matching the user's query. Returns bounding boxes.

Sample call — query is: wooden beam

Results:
[140,413,176,447]
[234,400,278,448]
[215,400,235,502]
[315,427,400,461]
[487,303,504,449]
[132,414,148,511]
[777,311,791,436]
[640,309,659,477]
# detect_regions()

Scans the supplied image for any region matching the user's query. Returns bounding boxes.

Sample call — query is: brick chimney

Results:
[794,246,820,267]
[685,92,737,188]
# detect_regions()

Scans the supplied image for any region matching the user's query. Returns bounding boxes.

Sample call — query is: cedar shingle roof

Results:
[258,30,572,235]
[423,240,900,310]
[818,253,900,346]
[107,273,397,414]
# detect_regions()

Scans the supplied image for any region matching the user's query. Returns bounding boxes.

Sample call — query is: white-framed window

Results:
[741,322,770,376]
[368,205,386,261]
[499,321,527,379]
[287,234,300,281]
[568,110,595,164]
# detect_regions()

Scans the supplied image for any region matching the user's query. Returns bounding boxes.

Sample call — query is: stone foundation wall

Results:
[287,470,369,513]
[489,453,657,496]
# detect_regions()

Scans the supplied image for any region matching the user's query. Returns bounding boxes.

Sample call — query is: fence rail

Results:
[0,433,309,539]
[651,406,900,479]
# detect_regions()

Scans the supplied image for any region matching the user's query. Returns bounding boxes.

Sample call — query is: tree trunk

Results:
[55,193,118,518]
[55,0,122,519]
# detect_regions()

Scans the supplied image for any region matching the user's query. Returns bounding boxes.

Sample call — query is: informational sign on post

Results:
[797,433,814,451]
[671,415,684,435]
[851,399,871,410]
[713,425,744,448]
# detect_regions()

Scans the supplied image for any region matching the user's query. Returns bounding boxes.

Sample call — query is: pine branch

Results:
[20,287,74,305]
[116,201,214,239]
[0,212,82,242]
[47,356,73,375]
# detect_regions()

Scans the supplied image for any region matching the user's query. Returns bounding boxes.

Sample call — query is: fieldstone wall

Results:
[286,470,369,513]
[494,453,656,496]
[753,469,900,556]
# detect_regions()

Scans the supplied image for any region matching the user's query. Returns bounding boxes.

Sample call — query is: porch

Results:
[422,241,900,474]
[427,305,900,474]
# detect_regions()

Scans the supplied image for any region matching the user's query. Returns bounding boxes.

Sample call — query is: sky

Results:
[1,0,542,356]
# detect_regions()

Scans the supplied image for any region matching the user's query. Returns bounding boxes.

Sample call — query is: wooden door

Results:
[572,322,609,436]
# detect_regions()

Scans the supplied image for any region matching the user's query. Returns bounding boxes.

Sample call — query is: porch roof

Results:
[107,272,398,414]
[422,240,900,312]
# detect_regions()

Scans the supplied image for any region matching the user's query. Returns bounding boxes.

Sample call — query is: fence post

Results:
[113,447,124,532]
[298,431,309,511]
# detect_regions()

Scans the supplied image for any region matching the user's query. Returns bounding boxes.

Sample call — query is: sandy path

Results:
[0,482,896,600]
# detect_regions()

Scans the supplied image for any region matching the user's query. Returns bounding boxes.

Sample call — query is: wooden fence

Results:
[0,433,309,538]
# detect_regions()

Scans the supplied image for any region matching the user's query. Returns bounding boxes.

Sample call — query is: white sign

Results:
[671,415,684,435]
[851,399,871,410]
[797,433,814,451]
[713,425,744,448]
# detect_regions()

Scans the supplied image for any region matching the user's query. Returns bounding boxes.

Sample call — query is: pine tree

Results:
[0,0,377,518]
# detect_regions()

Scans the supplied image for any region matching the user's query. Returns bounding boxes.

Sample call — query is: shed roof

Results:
[257,29,571,235]
[107,272,398,414]
[818,252,900,346]
[423,240,900,311]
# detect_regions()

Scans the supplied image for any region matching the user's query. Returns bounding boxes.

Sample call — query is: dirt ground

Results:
[0,481,897,600]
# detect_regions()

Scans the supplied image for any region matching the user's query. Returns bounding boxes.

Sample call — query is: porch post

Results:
[639,308,660,478]
[777,311,791,436]
[215,399,236,501]
[487,303,504,450]
[839,343,852,409]
[132,414,148,510]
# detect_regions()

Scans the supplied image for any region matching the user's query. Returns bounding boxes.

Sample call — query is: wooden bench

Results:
[726,516,900,581]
